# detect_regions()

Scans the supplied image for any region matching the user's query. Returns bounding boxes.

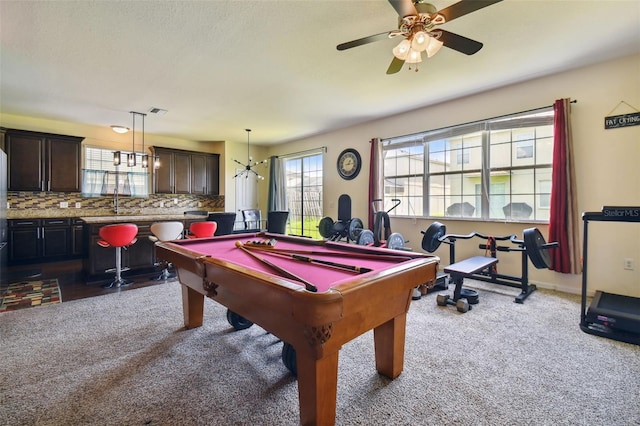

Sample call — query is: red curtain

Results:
[548,99,581,274]
[368,138,382,230]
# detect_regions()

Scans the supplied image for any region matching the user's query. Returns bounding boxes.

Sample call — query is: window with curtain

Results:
[82,146,149,197]
[282,150,324,238]
[382,107,554,222]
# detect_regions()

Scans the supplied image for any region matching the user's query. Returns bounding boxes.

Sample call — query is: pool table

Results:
[156,232,439,426]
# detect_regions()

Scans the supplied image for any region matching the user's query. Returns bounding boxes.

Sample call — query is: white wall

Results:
[266,53,640,297]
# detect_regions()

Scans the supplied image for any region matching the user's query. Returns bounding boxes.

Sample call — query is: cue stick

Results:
[242,243,413,262]
[234,241,318,292]
[242,243,373,274]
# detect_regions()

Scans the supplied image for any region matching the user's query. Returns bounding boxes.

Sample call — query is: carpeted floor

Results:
[0,279,638,425]
[0,279,61,312]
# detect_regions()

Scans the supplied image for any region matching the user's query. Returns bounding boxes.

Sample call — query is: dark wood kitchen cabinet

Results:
[152,147,219,195]
[4,129,83,192]
[71,218,85,257]
[153,147,190,194]
[8,218,79,264]
[83,221,156,281]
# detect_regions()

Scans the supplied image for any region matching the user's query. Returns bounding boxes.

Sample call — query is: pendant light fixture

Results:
[233,129,267,180]
[113,111,149,169]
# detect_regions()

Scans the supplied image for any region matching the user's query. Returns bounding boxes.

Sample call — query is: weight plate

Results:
[421,222,446,253]
[318,217,334,238]
[358,229,375,246]
[523,227,552,269]
[387,232,405,250]
[282,342,297,377]
[226,309,253,331]
[460,288,479,305]
[348,218,364,241]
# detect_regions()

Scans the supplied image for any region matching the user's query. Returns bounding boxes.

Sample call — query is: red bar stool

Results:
[187,221,217,238]
[97,223,139,288]
[149,221,184,280]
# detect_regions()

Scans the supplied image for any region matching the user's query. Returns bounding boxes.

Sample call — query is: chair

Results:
[208,212,237,236]
[503,202,533,219]
[97,223,138,288]
[188,221,217,238]
[267,211,289,234]
[149,221,184,280]
[446,202,475,217]
[242,209,263,231]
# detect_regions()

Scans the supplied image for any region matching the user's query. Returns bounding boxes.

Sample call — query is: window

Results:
[382,107,554,221]
[283,151,323,238]
[82,146,149,197]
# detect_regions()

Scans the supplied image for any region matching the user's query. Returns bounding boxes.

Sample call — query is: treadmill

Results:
[581,207,640,345]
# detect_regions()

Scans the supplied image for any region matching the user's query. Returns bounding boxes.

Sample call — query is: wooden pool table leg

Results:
[373,313,407,379]
[296,350,339,426]
[181,284,205,329]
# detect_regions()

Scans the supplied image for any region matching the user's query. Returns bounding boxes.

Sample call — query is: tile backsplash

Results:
[7,191,225,218]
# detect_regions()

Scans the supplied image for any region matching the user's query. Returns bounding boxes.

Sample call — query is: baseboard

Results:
[531,280,592,297]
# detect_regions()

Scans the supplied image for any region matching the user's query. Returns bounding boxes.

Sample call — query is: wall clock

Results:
[337,148,362,180]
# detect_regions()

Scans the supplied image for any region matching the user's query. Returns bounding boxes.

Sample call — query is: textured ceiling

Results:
[1,0,639,145]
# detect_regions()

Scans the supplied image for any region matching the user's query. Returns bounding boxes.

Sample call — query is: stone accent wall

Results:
[6,192,225,218]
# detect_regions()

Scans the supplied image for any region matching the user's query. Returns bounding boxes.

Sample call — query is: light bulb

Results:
[405,49,422,64]
[426,37,444,58]
[392,39,411,60]
[411,31,429,52]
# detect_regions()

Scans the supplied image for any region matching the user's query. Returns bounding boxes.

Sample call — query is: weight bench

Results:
[437,256,499,313]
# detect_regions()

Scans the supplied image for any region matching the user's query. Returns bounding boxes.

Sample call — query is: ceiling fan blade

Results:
[337,31,393,51]
[438,29,483,55]
[386,57,405,75]
[438,0,502,23]
[388,0,418,18]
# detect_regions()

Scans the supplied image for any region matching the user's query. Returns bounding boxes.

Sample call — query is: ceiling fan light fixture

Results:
[392,39,411,60]
[426,36,444,58]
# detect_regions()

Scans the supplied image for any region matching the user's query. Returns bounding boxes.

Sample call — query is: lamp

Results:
[111,125,130,134]
[140,112,148,168]
[392,39,411,60]
[233,129,267,180]
[425,36,443,58]
[113,111,150,168]
[391,11,446,71]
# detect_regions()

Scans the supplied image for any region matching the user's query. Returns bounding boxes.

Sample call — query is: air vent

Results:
[148,107,168,115]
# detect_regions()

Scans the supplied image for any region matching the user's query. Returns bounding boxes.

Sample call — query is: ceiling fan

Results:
[337,0,503,74]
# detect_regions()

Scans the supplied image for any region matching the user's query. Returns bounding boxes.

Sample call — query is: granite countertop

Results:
[6,208,216,221]
[80,214,209,224]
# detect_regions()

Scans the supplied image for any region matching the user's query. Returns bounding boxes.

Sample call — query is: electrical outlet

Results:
[624,258,635,270]
[174,198,178,205]
[75,202,81,208]
[59,201,68,208]
[159,201,165,208]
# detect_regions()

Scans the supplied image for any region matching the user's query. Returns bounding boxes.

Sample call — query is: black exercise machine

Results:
[318,194,364,243]
[421,222,558,311]
[357,198,407,250]
[581,207,640,345]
